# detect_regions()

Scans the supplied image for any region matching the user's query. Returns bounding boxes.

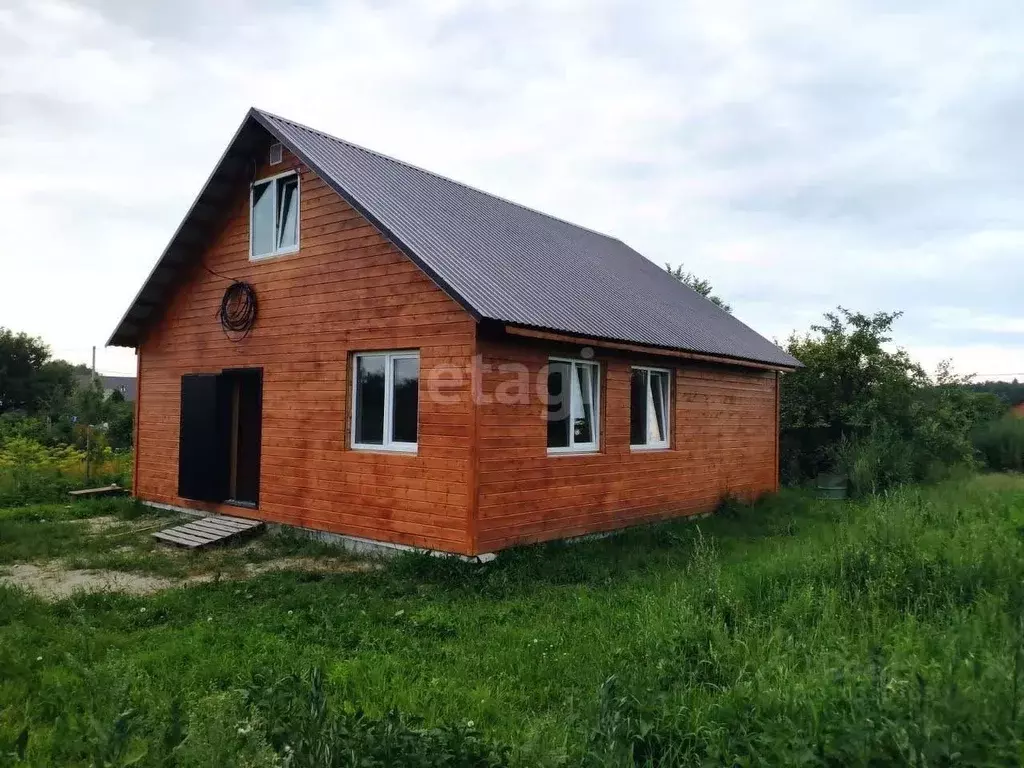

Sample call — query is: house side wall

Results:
[475,338,779,552]
[136,148,477,554]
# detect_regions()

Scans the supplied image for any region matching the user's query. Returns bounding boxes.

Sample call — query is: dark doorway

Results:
[178,368,262,506]
[224,369,262,506]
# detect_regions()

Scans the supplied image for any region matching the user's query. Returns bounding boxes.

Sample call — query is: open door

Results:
[177,369,262,506]
[224,368,262,506]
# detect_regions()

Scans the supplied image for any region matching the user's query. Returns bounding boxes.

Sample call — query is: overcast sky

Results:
[1,0,1021,379]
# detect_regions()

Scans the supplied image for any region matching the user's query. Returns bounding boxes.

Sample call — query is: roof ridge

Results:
[253,107,617,241]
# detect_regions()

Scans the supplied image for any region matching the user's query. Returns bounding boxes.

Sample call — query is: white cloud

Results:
[0,0,1021,378]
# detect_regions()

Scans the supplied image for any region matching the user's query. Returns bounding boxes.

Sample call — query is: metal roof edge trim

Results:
[501,322,803,371]
[106,109,261,347]
[248,109,483,323]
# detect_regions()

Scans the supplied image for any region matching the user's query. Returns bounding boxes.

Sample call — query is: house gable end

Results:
[108,110,478,348]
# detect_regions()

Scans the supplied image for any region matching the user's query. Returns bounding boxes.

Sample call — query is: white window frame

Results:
[546,357,601,455]
[630,366,671,451]
[249,169,301,261]
[351,350,419,453]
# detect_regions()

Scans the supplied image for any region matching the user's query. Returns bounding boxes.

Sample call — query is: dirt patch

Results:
[0,563,179,600]
[0,556,375,601]
[78,516,170,535]
[243,557,376,576]
[79,516,125,533]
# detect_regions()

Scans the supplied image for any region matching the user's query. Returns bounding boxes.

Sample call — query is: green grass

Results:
[3,475,1024,765]
[0,497,358,580]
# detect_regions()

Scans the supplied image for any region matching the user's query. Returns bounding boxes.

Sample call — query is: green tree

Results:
[35,360,76,422]
[105,389,135,450]
[0,328,53,414]
[780,308,1005,490]
[968,378,1024,406]
[782,309,924,436]
[664,263,732,313]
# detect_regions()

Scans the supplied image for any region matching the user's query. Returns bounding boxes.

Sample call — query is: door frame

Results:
[221,366,263,509]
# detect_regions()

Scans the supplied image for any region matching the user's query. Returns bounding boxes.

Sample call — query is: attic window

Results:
[269,143,283,165]
[250,171,299,260]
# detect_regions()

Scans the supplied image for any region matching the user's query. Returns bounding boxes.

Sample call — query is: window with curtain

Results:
[630,367,670,449]
[547,358,600,453]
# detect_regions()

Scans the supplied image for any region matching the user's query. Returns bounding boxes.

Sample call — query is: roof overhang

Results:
[107,111,275,347]
[500,323,801,372]
[108,108,484,348]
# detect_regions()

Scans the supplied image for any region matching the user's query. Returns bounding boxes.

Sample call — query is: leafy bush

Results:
[974,417,1024,472]
[0,436,130,505]
[781,308,1006,492]
[834,425,916,496]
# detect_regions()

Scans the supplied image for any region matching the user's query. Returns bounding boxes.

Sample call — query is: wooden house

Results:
[108,108,801,556]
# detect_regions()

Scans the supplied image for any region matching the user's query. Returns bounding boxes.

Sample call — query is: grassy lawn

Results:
[3,475,1024,766]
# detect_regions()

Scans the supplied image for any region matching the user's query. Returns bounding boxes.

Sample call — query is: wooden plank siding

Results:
[474,338,779,552]
[135,147,478,554]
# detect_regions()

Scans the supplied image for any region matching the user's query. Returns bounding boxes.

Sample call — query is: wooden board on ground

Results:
[152,514,264,549]
[68,484,127,499]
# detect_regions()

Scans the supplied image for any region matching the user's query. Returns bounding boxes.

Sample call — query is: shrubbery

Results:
[0,435,130,506]
[0,327,134,503]
[973,416,1024,472]
[781,308,1008,495]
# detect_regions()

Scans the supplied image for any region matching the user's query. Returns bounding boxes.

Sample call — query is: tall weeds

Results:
[0,437,130,505]
[974,417,1024,472]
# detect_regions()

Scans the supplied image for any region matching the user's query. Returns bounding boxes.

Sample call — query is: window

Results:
[630,367,670,449]
[250,171,299,260]
[547,358,600,453]
[352,351,419,452]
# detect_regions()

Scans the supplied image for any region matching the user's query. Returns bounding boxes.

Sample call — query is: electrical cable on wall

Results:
[219,281,258,340]
[202,264,258,341]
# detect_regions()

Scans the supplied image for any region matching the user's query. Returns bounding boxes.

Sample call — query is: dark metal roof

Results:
[77,374,137,402]
[109,108,800,369]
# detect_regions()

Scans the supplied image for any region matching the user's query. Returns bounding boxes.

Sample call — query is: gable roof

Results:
[77,374,137,401]
[109,108,800,369]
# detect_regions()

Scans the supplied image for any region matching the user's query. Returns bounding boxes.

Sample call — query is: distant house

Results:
[99,376,137,402]
[75,374,137,402]
[107,108,800,556]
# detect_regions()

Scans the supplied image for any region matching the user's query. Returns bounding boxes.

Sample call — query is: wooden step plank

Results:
[190,518,258,536]
[174,526,221,543]
[155,533,206,549]
[69,484,126,499]
[177,520,231,536]
[215,520,262,532]
[181,518,252,536]
[180,520,237,536]
[184,520,259,539]
[153,528,209,548]
[154,530,218,549]
[153,530,209,548]
[153,513,265,550]
[191,517,258,533]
